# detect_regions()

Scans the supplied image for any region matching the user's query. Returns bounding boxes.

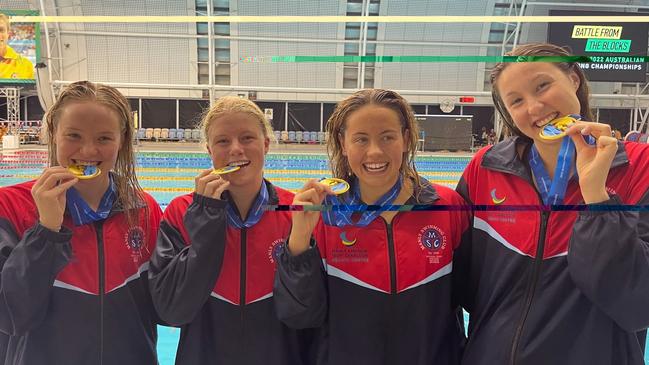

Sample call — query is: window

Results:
[196,1,231,85]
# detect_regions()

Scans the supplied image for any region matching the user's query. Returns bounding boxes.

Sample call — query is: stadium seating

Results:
[191,129,201,141]
[184,128,193,141]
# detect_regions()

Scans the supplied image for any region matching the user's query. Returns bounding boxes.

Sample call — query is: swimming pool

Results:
[0,151,467,209]
[1,150,647,365]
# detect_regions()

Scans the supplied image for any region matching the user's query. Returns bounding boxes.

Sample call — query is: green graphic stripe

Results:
[237,56,649,63]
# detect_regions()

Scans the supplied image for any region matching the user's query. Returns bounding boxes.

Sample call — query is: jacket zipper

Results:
[240,228,247,307]
[508,210,549,365]
[379,216,399,365]
[95,221,105,365]
[385,221,397,294]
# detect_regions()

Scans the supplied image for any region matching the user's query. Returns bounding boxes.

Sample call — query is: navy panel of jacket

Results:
[274,178,470,365]
[0,180,163,365]
[149,180,319,365]
[455,138,649,365]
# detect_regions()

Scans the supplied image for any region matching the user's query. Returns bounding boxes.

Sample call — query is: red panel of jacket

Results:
[3,181,160,295]
[163,188,293,305]
[314,188,467,294]
[465,142,648,259]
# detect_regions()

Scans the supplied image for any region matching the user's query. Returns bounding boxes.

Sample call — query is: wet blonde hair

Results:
[199,96,273,144]
[44,81,144,230]
[326,88,421,189]
[490,43,595,141]
[0,14,9,30]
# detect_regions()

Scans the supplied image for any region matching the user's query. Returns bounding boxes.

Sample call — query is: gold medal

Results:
[211,165,241,175]
[68,164,101,180]
[539,115,578,140]
[319,177,350,195]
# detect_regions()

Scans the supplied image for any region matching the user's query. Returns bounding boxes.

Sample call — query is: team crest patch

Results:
[418,225,447,264]
[268,238,286,264]
[124,226,145,263]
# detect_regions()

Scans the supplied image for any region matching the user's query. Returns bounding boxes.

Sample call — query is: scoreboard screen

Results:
[547,10,648,82]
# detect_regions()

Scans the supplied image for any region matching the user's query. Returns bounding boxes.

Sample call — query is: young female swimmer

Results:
[455,43,649,364]
[0,81,162,364]
[149,96,318,364]
[274,89,470,365]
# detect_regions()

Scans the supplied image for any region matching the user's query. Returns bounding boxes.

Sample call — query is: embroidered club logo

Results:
[419,226,445,251]
[490,188,506,204]
[418,225,447,264]
[268,238,285,264]
[340,231,357,246]
[124,226,145,263]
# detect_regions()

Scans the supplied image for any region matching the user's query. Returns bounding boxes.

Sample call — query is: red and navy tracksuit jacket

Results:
[148,180,318,365]
[0,180,162,365]
[455,137,649,365]
[274,178,470,365]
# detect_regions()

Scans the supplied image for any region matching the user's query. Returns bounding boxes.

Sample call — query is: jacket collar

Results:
[68,173,148,219]
[407,176,439,205]
[221,177,280,204]
[264,178,280,205]
[345,175,439,205]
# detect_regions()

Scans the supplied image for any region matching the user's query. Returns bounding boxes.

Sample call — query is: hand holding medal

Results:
[532,115,616,205]
[565,120,618,204]
[32,166,79,232]
[195,168,230,199]
[287,178,341,255]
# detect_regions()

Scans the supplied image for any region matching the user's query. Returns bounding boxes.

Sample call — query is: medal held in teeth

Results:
[539,115,579,140]
[211,165,241,175]
[68,164,101,180]
[319,177,350,195]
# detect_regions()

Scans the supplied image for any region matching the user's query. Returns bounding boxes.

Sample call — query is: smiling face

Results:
[206,111,269,190]
[53,101,123,186]
[340,105,408,196]
[495,62,581,145]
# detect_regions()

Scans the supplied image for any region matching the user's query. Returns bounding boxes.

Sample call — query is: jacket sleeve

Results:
[0,219,72,335]
[139,197,165,325]
[148,194,227,326]
[568,193,649,332]
[453,173,477,314]
[273,221,328,329]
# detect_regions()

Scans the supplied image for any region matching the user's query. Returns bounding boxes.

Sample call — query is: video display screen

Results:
[548,10,649,82]
[0,9,40,84]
